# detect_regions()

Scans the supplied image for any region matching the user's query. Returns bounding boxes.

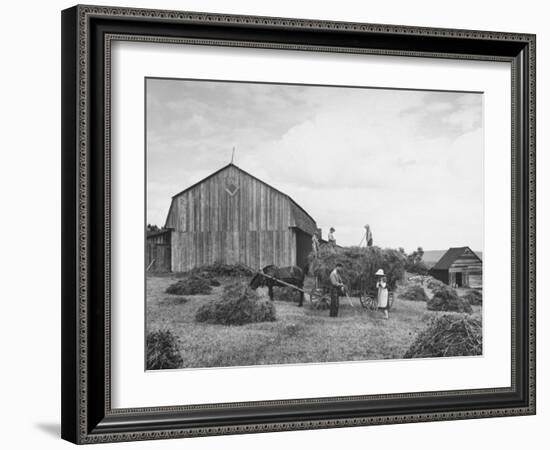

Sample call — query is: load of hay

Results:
[462,289,482,306]
[308,245,405,292]
[427,285,473,313]
[165,274,213,296]
[146,329,183,369]
[195,281,276,326]
[403,314,482,358]
[399,285,428,302]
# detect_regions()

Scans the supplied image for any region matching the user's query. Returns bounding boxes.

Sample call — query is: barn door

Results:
[455,272,463,287]
[295,230,312,271]
[146,243,171,272]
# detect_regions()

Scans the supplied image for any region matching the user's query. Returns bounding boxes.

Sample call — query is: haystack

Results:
[462,289,482,306]
[426,277,445,290]
[399,285,428,302]
[403,314,482,358]
[195,281,276,326]
[146,329,183,370]
[427,285,473,314]
[190,262,254,278]
[165,275,212,296]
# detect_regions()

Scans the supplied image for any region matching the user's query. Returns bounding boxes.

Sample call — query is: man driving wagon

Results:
[329,263,345,317]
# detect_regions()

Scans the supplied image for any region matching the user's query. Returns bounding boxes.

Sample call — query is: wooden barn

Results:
[430,246,482,288]
[151,163,318,272]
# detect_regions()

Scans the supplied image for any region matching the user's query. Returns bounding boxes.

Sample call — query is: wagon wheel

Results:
[359,292,378,311]
[309,288,331,310]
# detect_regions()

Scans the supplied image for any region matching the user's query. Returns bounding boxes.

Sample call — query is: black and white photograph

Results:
[145,78,484,370]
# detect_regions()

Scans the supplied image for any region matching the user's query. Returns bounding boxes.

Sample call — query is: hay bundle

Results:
[195,281,276,326]
[404,314,482,358]
[176,269,221,286]
[427,285,473,314]
[166,275,212,296]
[192,271,221,286]
[400,285,428,302]
[308,245,405,291]
[190,262,254,278]
[462,289,482,306]
[146,329,183,369]
[426,277,445,290]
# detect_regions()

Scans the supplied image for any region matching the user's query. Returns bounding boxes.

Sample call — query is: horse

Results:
[249,265,305,306]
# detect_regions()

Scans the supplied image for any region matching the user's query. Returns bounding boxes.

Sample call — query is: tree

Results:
[405,246,428,275]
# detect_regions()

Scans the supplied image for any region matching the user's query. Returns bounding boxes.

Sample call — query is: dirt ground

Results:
[146,274,482,369]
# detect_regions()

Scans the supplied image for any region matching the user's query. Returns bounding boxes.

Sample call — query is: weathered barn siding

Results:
[165,164,314,272]
[146,230,172,272]
[431,247,482,288]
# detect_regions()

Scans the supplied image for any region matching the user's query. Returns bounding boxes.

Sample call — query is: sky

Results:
[146,78,483,252]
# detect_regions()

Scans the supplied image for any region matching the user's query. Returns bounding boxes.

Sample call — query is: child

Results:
[375,269,390,320]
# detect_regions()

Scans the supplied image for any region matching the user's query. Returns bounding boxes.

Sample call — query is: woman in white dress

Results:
[375,269,390,320]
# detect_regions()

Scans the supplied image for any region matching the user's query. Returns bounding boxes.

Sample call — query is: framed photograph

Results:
[61,5,536,444]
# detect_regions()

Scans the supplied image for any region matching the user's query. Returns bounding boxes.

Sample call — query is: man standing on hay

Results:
[329,263,345,317]
[328,227,336,246]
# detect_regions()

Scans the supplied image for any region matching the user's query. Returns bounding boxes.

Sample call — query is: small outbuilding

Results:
[430,246,482,288]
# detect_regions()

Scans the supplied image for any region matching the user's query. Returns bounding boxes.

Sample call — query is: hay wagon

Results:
[249,267,394,312]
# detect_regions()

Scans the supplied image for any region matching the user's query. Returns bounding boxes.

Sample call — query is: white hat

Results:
[375,269,385,276]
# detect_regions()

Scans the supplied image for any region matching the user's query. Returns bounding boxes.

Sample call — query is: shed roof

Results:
[170,163,317,235]
[431,246,482,270]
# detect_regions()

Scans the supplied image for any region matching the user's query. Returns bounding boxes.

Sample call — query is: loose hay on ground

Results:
[165,275,213,296]
[162,296,189,305]
[462,289,483,306]
[399,285,428,302]
[184,262,254,278]
[426,277,445,290]
[195,281,276,326]
[146,329,183,369]
[404,314,482,358]
[427,285,473,314]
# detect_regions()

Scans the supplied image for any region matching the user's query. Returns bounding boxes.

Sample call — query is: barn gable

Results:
[163,164,317,272]
[432,247,481,270]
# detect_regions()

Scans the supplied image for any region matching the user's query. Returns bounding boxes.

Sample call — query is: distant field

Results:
[146,274,482,369]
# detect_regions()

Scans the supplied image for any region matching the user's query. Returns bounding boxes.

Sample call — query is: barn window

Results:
[225,181,239,196]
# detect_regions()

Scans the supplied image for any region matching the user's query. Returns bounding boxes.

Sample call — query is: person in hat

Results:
[328,227,336,246]
[375,269,390,320]
[329,263,344,317]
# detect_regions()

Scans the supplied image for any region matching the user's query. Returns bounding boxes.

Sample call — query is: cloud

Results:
[146,80,483,251]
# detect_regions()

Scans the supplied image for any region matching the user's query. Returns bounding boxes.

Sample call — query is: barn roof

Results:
[431,246,482,270]
[146,229,171,239]
[171,163,318,235]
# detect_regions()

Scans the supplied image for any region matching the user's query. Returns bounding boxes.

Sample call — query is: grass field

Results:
[146,274,481,369]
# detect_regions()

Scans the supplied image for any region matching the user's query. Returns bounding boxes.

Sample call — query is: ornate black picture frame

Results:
[61,4,536,444]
